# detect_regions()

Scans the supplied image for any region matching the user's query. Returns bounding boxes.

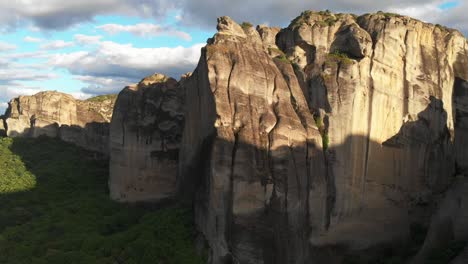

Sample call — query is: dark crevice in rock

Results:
[403,29,410,116]
[453,77,468,175]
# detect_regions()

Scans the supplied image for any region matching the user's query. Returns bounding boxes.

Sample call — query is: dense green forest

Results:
[0,136,204,264]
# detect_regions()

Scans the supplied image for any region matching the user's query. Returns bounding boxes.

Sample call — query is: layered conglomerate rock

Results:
[3,91,116,153]
[275,11,468,251]
[179,16,327,263]
[108,74,185,202]
[99,10,468,264]
[177,12,468,263]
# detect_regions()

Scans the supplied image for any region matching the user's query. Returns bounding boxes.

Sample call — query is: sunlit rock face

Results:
[96,10,468,263]
[108,74,186,202]
[176,12,467,263]
[3,91,115,153]
[275,10,468,253]
[179,16,326,263]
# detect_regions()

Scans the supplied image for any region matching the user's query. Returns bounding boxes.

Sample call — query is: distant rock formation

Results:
[0,115,5,136]
[109,74,185,202]
[3,91,116,154]
[172,12,468,263]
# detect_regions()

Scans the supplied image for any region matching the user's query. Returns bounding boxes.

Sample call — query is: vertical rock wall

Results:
[3,91,115,153]
[109,74,185,202]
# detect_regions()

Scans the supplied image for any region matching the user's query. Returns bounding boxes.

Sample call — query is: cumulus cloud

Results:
[40,40,75,50]
[49,41,204,80]
[0,0,175,31]
[0,63,57,85]
[0,42,17,52]
[0,0,465,35]
[0,102,8,112]
[23,36,43,43]
[97,23,192,41]
[76,75,135,95]
[0,57,59,113]
[74,34,102,45]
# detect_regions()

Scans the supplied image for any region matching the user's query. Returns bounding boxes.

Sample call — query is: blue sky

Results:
[0,0,465,113]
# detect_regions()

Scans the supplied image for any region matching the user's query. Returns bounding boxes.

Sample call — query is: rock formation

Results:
[3,91,116,153]
[0,116,5,136]
[109,74,185,202]
[103,11,467,264]
[412,177,468,263]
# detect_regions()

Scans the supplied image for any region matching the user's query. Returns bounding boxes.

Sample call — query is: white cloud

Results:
[0,61,57,84]
[46,40,203,95]
[0,0,465,36]
[0,102,8,112]
[0,0,175,30]
[0,42,17,52]
[75,75,134,95]
[2,51,49,60]
[23,36,43,43]
[49,41,203,80]
[40,40,75,50]
[74,34,102,45]
[97,23,192,41]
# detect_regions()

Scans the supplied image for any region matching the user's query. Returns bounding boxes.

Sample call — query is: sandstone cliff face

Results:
[109,74,185,202]
[176,12,468,263]
[3,91,116,153]
[412,177,468,264]
[0,116,5,136]
[179,17,326,263]
[96,10,468,263]
[274,11,468,251]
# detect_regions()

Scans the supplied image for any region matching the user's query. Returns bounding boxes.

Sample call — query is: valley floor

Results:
[0,136,205,264]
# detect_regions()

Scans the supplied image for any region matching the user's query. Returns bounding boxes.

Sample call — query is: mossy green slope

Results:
[0,136,204,264]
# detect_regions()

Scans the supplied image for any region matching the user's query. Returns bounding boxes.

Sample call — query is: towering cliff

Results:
[3,91,116,153]
[109,74,185,202]
[275,10,467,251]
[107,11,468,263]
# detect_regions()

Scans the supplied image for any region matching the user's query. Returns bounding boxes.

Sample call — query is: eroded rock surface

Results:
[275,11,467,251]
[109,74,185,202]
[95,10,468,264]
[412,177,468,264]
[177,12,468,263]
[3,91,116,153]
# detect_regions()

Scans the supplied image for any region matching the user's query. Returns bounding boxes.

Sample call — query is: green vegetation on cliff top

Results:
[85,94,117,103]
[0,136,204,264]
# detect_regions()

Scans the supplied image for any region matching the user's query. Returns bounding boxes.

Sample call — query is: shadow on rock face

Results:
[5,122,110,155]
[453,77,468,175]
[178,96,457,264]
[383,96,454,192]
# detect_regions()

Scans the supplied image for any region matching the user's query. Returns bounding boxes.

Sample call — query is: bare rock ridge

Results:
[0,9,465,264]
[2,91,116,154]
[104,11,468,264]
[109,73,185,202]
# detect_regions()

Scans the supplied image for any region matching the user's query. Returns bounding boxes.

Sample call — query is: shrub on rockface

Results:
[241,21,253,30]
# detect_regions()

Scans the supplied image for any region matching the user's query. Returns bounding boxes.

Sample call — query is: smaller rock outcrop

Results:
[0,116,5,136]
[109,74,185,202]
[3,91,116,153]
